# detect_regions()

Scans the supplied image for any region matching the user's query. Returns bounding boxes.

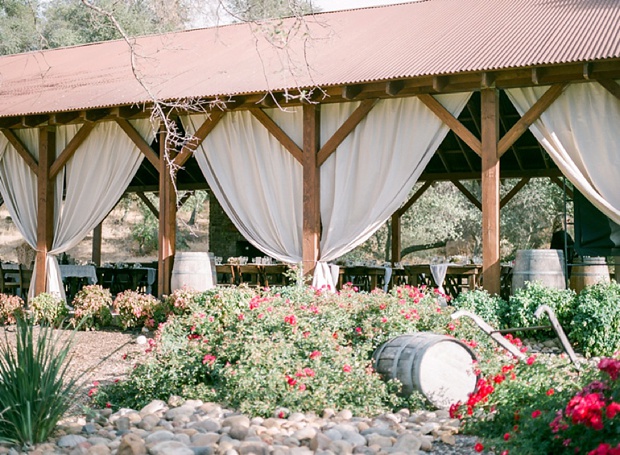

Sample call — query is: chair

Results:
[262,264,289,287]
[0,263,21,296]
[216,265,237,286]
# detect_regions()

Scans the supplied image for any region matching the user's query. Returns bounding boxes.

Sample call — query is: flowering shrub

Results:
[0,294,24,325]
[160,287,201,317]
[93,284,484,416]
[29,293,68,327]
[569,281,620,357]
[504,282,576,341]
[71,285,113,330]
[113,291,160,330]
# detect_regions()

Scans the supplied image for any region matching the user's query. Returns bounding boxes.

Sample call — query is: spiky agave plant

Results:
[0,318,81,447]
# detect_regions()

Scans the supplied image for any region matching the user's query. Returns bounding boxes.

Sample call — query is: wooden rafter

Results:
[50,122,94,179]
[596,78,620,102]
[550,176,574,199]
[115,118,160,169]
[418,94,482,156]
[498,83,566,157]
[1,129,38,174]
[452,179,481,210]
[317,99,378,166]
[249,108,303,164]
[397,180,433,217]
[136,191,159,218]
[174,110,225,168]
[419,168,563,181]
[500,177,530,208]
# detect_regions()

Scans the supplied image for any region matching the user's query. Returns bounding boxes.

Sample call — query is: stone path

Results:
[0,397,482,455]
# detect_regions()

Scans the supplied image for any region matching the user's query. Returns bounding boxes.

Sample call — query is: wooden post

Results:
[158,125,177,296]
[481,88,501,295]
[34,127,55,295]
[92,222,103,266]
[391,213,401,264]
[302,104,320,277]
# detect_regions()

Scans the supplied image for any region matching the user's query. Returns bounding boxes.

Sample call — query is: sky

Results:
[311,0,406,12]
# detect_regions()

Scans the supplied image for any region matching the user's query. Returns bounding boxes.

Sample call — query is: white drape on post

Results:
[39,120,155,298]
[0,129,41,248]
[182,110,304,263]
[313,93,472,289]
[506,82,620,224]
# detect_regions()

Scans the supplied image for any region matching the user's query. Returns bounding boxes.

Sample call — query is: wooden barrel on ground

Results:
[170,252,217,292]
[570,256,610,294]
[372,333,478,409]
[511,249,566,294]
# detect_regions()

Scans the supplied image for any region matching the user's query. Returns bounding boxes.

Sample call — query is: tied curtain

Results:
[0,120,154,299]
[506,82,620,224]
[185,92,471,289]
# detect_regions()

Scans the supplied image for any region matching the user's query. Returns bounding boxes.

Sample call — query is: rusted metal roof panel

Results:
[0,0,619,117]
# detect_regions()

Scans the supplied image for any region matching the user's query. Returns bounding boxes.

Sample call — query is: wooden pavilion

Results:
[0,0,619,297]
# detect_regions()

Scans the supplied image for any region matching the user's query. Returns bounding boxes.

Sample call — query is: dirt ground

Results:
[0,326,150,412]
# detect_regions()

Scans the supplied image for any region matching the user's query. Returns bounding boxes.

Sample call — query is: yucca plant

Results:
[0,318,81,447]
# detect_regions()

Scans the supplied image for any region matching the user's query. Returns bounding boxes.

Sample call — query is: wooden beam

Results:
[583,62,592,80]
[317,99,378,166]
[49,112,82,125]
[432,76,448,92]
[92,222,102,266]
[158,124,177,296]
[1,129,38,174]
[531,67,541,85]
[397,180,433,216]
[34,127,55,296]
[114,118,160,169]
[498,83,566,157]
[500,177,530,208]
[452,179,482,210]
[249,108,303,164]
[49,122,94,179]
[386,80,405,96]
[127,182,210,193]
[391,213,401,264]
[21,115,47,128]
[302,104,321,278]
[0,117,22,128]
[419,168,563,181]
[417,94,482,156]
[481,88,501,295]
[481,72,496,89]
[550,175,574,199]
[597,78,620,102]
[342,85,363,100]
[174,110,225,168]
[81,109,110,122]
[137,191,159,218]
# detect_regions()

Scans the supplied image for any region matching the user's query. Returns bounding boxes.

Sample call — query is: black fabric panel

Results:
[574,190,620,256]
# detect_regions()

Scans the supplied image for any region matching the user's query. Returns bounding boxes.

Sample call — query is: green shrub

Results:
[451,289,506,328]
[113,290,161,330]
[504,282,576,340]
[94,284,483,415]
[0,318,82,446]
[28,293,68,327]
[569,281,620,357]
[71,285,113,330]
[0,294,24,325]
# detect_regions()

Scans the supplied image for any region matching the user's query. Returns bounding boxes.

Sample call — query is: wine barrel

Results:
[570,256,610,294]
[512,249,566,294]
[372,333,478,409]
[170,252,217,292]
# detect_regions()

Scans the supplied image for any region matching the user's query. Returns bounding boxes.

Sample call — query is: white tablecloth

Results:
[59,265,98,284]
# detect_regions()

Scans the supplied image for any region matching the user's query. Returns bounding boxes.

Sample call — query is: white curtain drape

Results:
[506,82,620,224]
[313,93,471,289]
[39,120,155,298]
[183,110,304,263]
[0,129,41,248]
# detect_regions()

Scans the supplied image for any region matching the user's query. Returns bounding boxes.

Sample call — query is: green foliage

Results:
[0,318,81,446]
[504,282,576,341]
[93,284,484,415]
[0,294,24,325]
[28,293,68,327]
[113,290,161,330]
[451,289,506,328]
[71,285,113,330]
[569,281,620,358]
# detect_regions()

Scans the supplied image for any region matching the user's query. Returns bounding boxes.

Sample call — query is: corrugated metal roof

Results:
[0,0,619,117]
